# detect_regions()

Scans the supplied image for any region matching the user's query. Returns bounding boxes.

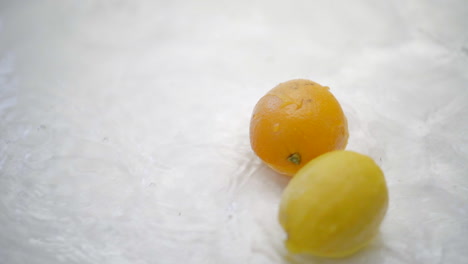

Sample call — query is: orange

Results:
[249,79,348,176]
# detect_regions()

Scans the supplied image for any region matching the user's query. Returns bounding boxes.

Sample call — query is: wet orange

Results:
[250,79,348,176]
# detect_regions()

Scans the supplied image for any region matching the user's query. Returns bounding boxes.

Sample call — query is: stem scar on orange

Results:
[249,79,349,176]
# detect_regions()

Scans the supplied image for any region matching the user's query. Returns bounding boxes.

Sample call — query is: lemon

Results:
[279,150,389,258]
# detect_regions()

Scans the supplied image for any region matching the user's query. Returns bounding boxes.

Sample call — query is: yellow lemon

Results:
[279,150,389,258]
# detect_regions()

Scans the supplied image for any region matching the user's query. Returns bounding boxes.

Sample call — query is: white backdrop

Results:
[1,0,467,263]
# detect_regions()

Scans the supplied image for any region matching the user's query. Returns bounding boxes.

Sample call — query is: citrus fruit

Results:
[278,150,389,258]
[249,79,348,176]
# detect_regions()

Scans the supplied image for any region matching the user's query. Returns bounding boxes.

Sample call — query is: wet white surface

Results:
[1,0,467,263]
